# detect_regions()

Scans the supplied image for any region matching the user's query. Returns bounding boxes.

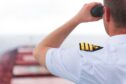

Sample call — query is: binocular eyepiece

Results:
[91,5,104,17]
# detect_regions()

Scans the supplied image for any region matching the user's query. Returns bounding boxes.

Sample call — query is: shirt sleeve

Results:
[45,47,82,83]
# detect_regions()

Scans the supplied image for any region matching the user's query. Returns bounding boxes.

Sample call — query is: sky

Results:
[0,0,107,36]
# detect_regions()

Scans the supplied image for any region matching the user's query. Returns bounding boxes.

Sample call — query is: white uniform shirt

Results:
[46,35,126,84]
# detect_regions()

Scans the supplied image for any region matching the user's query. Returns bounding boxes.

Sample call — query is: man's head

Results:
[103,0,126,36]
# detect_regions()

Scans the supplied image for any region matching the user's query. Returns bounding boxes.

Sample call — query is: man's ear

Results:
[104,6,110,22]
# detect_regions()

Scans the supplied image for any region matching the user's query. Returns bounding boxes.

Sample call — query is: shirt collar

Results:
[107,34,126,45]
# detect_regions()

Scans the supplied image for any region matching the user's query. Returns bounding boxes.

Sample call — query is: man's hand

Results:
[74,2,102,23]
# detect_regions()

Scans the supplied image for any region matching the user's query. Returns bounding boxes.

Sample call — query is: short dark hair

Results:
[104,0,126,28]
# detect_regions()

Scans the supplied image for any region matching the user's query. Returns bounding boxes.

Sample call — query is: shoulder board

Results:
[79,42,103,52]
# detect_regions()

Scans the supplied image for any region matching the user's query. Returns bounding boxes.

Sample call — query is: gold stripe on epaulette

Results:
[79,42,103,52]
[89,44,93,51]
[85,42,89,51]
[80,42,85,50]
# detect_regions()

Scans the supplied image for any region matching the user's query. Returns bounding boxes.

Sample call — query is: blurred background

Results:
[0,0,109,84]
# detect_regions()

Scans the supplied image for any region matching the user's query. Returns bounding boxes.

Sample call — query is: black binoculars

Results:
[91,5,104,17]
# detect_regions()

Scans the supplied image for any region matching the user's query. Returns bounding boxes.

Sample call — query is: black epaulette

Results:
[79,42,103,52]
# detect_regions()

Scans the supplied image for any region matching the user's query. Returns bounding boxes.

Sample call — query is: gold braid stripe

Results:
[85,42,89,51]
[89,44,93,51]
[79,42,103,51]
[80,42,85,50]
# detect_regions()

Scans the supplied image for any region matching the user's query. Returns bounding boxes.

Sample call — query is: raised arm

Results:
[34,2,102,67]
